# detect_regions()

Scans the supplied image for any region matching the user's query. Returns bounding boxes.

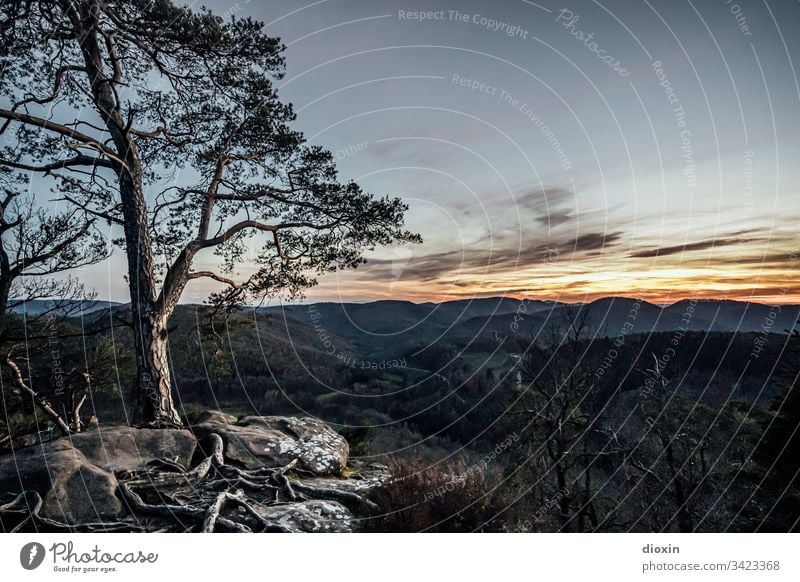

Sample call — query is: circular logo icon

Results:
[20,542,46,570]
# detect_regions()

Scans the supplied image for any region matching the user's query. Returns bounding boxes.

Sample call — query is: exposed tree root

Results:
[2,431,376,533]
[202,490,243,532]
[0,491,145,532]
[292,481,379,511]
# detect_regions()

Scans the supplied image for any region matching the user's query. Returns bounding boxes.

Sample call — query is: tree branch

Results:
[10,220,96,277]
[187,271,242,288]
[59,195,124,225]
[0,154,114,174]
[199,219,339,250]
[0,109,119,163]
[3,352,71,436]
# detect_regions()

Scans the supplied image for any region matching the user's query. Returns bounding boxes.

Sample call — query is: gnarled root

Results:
[0,491,145,532]
[292,481,379,511]
[2,431,376,533]
[112,431,374,533]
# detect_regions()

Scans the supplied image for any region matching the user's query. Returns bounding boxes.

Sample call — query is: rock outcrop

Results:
[0,412,376,532]
[300,462,390,497]
[68,426,197,474]
[0,440,121,525]
[192,411,349,476]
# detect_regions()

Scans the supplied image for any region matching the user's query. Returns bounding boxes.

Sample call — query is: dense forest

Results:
[2,299,798,532]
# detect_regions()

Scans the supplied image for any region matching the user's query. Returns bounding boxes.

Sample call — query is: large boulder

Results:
[256,500,353,533]
[0,440,121,525]
[68,427,197,474]
[193,412,349,475]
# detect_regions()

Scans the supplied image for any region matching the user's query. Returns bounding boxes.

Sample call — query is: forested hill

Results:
[4,297,799,532]
[15,296,799,362]
[260,296,799,355]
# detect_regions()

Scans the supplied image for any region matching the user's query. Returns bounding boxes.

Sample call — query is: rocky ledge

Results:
[192,410,348,475]
[0,412,386,533]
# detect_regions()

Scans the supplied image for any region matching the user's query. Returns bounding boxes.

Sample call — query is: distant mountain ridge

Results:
[10,296,798,357]
[259,296,800,357]
[8,299,123,316]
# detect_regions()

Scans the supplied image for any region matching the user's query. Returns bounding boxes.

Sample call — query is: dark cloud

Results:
[630,236,760,258]
[513,186,576,227]
[680,251,796,267]
[537,209,574,227]
[515,186,572,209]
[566,231,624,253]
[361,230,625,283]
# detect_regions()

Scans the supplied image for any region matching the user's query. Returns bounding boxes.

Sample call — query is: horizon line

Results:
[17,294,800,309]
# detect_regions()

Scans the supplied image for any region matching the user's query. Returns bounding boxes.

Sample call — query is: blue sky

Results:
[79,0,800,304]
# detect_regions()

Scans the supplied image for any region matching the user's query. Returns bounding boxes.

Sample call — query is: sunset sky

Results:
[86,0,800,305]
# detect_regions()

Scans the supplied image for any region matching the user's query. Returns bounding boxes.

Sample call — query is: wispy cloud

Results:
[568,231,624,252]
[629,236,759,258]
[359,229,625,284]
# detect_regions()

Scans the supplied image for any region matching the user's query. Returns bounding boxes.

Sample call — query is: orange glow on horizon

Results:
[306,269,800,306]
[186,239,800,307]
[304,284,800,306]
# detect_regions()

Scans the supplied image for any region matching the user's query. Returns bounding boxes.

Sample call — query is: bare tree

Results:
[0,1,420,426]
[0,170,107,438]
[622,354,713,532]
[509,307,605,530]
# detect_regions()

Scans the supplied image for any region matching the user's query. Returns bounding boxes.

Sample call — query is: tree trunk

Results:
[556,464,571,531]
[132,310,181,426]
[116,143,180,426]
[73,4,182,427]
[666,442,693,532]
[0,220,13,340]
[0,274,10,340]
